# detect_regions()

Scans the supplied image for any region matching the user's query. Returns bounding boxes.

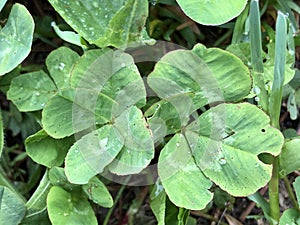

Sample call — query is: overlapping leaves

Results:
[48,0,150,48]
[147,45,283,209]
[8,46,153,185]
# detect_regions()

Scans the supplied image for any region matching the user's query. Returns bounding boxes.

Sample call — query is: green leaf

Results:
[22,172,52,225]
[50,22,88,50]
[108,106,154,175]
[279,209,300,225]
[65,125,124,184]
[186,103,283,196]
[46,47,80,90]
[41,91,76,139]
[48,0,149,48]
[42,49,146,138]
[150,180,167,225]
[0,109,3,156]
[0,0,7,12]
[82,176,113,208]
[148,44,252,124]
[0,186,26,225]
[145,100,182,142]
[25,130,74,168]
[279,138,300,177]
[47,186,97,225]
[48,167,79,192]
[7,71,57,112]
[176,0,247,26]
[293,176,300,207]
[158,133,213,210]
[0,4,34,75]
[264,42,294,88]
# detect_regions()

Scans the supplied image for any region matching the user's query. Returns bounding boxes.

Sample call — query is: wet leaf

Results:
[47,186,97,225]
[7,71,57,112]
[108,106,154,175]
[48,0,149,48]
[82,176,113,208]
[0,186,26,225]
[25,130,74,168]
[65,125,124,184]
[176,0,247,25]
[158,133,213,210]
[0,4,34,75]
[186,103,283,196]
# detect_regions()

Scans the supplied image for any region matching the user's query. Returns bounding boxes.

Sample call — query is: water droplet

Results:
[92,2,99,7]
[219,158,227,165]
[58,62,65,71]
[121,62,126,67]
[104,7,108,11]
[104,14,108,19]
[253,86,261,95]
[41,103,45,107]
[74,149,79,153]
[254,163,259,167]
[150,0,157,5]
[176,143,180,147]
[99,138,108,149]
[36,92,40,96]
[63,213,69,216]
[255,96,260,102]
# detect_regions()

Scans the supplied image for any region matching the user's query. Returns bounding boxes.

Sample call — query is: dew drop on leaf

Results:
[58,62,65,71]
[219,158,227,165]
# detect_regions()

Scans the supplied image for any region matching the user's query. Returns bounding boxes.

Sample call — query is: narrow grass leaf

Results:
[249,0,268,111]
[269,11,288,128]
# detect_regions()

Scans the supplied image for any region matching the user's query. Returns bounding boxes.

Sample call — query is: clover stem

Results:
[103,176,131,225]
[269,157,280,223]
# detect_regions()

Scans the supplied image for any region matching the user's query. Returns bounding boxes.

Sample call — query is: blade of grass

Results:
[268,11,288,224]
[276,0,298,33]
[232,4,249,44]
[249,0,269,112]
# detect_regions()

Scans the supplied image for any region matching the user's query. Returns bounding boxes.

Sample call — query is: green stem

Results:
[102,176,131,225]
[268,11,288,224]
[269,157,280,223]
[283,176,299,209]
